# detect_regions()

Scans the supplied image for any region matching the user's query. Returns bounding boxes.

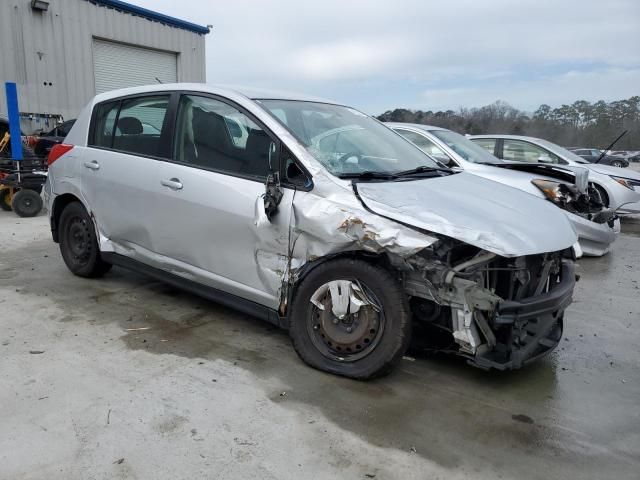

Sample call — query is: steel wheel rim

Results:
[67,216,92,265]
[307,279,385,362]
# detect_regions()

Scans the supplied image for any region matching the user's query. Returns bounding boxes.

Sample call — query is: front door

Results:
[151,94,293,309]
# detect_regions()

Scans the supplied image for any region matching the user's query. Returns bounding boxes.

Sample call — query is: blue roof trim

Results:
[88,0,210,35]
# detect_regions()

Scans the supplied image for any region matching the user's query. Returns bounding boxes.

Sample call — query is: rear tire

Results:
[12,189,43,217]
[288,258,411,379]
[0,189,12,211]
[58,201,112,278]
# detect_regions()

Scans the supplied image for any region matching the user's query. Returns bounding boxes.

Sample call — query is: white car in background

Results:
[468,134,640,215]
[386,123,619,257]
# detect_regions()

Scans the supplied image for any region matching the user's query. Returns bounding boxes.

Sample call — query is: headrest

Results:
[117,116,143,135]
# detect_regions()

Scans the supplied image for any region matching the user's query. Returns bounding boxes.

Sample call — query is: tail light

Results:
[48,143,74,166]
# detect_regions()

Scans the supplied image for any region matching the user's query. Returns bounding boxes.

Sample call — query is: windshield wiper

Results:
[337,171,399,180]
[394,165,453,176]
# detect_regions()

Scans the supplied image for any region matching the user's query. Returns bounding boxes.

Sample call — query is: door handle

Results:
[161,178,183,190]
[83,160,100,170]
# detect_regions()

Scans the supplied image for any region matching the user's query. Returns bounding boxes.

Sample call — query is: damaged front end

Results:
[530,177,617,229]
[399,240,575,369]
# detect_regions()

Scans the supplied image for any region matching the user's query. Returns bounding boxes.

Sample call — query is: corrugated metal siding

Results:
[93,39,177,93]
[0,0,206,133]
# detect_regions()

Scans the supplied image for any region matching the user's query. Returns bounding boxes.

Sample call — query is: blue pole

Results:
[5,82,23,161]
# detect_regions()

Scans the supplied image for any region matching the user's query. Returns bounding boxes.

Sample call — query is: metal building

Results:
[0,0,209,134]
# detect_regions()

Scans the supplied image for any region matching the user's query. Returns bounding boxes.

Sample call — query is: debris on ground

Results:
[29,350,45,354]
[113,458,124,465]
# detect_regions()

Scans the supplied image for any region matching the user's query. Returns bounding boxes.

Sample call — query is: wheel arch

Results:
[282,250,393,319]
[51,193,84,242]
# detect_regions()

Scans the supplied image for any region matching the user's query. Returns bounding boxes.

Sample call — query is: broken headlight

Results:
[531,179,578,205]
[532,179,607,218]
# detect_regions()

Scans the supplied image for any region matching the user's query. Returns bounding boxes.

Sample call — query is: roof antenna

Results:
[595,130,627,164]
[155,77,163,84]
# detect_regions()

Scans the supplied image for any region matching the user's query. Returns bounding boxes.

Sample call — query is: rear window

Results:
[90,95,170,158]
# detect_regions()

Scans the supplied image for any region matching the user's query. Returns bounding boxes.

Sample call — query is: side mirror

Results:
[286,159,308,188]
[434,154,453,166]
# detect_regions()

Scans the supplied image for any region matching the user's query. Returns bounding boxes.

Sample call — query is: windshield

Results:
[430,130,502,164]
[535,138,589,164]
[257,100,442,176]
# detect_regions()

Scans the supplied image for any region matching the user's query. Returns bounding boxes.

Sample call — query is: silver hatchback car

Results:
[45,84,578,378]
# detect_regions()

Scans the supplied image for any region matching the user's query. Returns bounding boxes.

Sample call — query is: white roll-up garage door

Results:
[92,39,177,94]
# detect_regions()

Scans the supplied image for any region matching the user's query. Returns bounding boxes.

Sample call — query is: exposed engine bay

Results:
[395,239,575,369]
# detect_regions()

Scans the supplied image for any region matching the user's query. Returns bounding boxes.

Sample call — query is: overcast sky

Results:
[136,0,639,115]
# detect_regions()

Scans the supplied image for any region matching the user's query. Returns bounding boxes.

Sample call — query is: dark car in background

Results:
[611,150,640,162]
[33,120,75,158]
[568,148,629,168]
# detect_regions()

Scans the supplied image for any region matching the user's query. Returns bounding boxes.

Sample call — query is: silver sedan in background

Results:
[469,134,640,215]
[387,123,619,257]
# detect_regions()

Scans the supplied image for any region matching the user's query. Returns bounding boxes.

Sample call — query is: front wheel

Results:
[610,160,624,168]
[58,201,112,277]
[288,259,411,379]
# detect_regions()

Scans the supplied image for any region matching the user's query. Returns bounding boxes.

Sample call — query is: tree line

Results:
[377,96,640,150]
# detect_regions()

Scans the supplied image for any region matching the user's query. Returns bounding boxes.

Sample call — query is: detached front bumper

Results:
[567,211,619,257]
[470,259,575,370]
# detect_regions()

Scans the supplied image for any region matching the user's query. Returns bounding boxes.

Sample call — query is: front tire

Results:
[610,160,624,168]
[12,189,43,217]
[288,258,411,379]
[58,201,112,277]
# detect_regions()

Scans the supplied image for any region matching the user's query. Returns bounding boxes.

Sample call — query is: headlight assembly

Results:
[531,179,572,203]
[610,176,640,190]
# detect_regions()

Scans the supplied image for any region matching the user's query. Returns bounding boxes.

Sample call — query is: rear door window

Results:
[113,96,170,157]
[90,95,170,158]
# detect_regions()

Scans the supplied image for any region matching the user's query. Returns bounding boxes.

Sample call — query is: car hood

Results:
[355,172,577,257]
[586,163,640,180]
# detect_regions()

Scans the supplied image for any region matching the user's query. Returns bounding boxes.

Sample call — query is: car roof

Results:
[384,122,449,132]
[468,134,551,142]
[91,83,341,106]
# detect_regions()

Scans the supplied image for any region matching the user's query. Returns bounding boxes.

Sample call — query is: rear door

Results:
[81,94,172,259]
[151,93,294,308]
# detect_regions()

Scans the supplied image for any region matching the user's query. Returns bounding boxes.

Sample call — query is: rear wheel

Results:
[12,189,43,217]
[610,160,624,168]
[58,201,112,277]
[288,259,411,379]
[0,189,12,211]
